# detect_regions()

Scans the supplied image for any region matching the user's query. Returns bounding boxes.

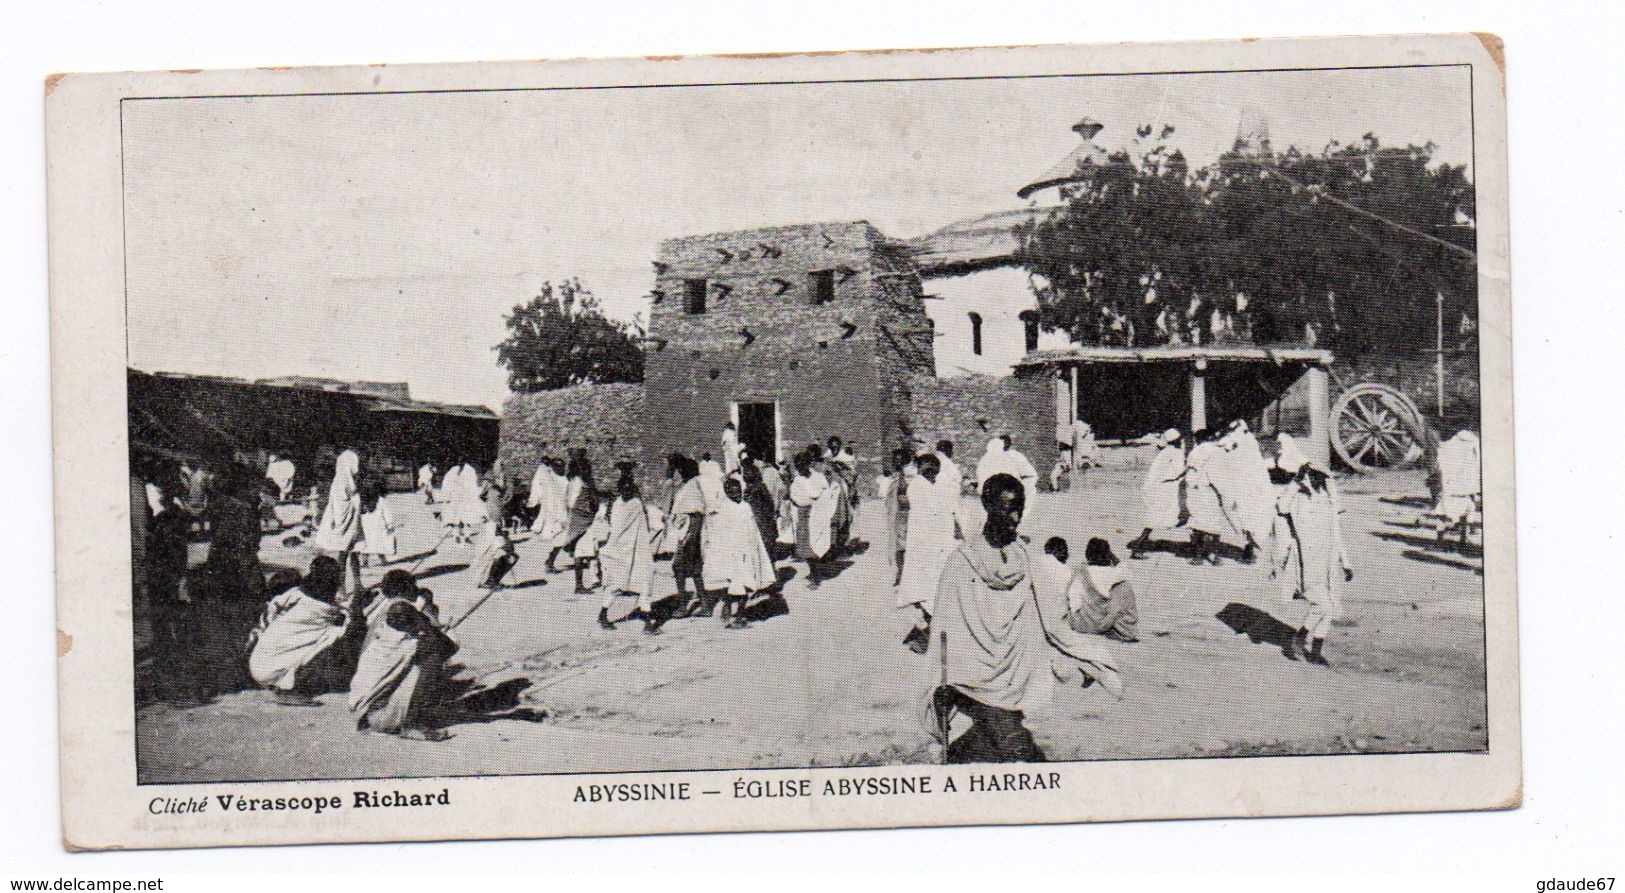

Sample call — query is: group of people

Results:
[1131,420,1354,666]
[138,410,1369,758]
[512,431,867,635]
[246,558,460,741]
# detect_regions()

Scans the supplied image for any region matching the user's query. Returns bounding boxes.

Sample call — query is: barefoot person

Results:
[1183,428,1238,565]
[666,455,708,617]
[1273,445,1353,666]
[878,447,914,587]
[789,451,840,588]
[348,570,457,741]
[709,478,778,629]
[897,453,956,653]
[1213,419,1275,561]
[597,473,659,634]
[547,454,600,585]
[1129,429,1185,558]
[926,473,1123,764]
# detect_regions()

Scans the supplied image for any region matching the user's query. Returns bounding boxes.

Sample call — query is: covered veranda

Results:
[1017,345,1335,467]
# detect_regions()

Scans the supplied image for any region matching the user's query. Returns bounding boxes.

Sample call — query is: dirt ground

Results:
[135,445,1487,783]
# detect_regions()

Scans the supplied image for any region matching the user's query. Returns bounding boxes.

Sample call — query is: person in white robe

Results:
[697,455,727,507]
[417,463,437,504]
[247,556,359,702]
[527,459,568,541]
[1212,419,1275,559]
[924,473,1122,763]
[897,453,958,652]
[266,453,297,503]
[358,484,398,565]
[1272,446,1353,666]
[721,423,740,476]
[348,570,456,741]
[773,461,797,548]
[933,440,962,495]
[976,436,1038,526]
[574,500,610,592]
[1430,430,1481,535]
[789,453,840,587]
[1183,429,1239,565]
[1069,418,1100,471]
[597,477,659,634]
[1130,429,1186,558]
[312,449,364,603]
[708,478,778,629]
[662,457,709,617]
[1038,536,1140,641]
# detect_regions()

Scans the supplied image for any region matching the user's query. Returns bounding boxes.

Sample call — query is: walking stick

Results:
[406,527,458,575]
[938,629,950,766]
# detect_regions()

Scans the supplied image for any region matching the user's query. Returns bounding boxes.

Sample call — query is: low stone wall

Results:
[500,383,647,488]
[908,372,1059,489]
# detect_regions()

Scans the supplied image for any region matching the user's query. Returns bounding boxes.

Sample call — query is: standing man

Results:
[1183,428,1238,565]
[721,422,740,477]
[1273,449,1353,666]
[927,473,1122,763]
[417,461,436,505]
[1069,418,1098,477]
[896,453,956,653]
[1129,429,1185,559]
[977,435,1038,527]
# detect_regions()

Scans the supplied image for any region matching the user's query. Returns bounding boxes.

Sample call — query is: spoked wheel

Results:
[1331,383,1426,473]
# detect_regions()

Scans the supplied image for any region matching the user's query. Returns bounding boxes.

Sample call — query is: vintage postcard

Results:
[47,33,1516,850]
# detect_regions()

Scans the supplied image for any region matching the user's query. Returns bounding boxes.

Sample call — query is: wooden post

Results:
[1306,364,1330,469]
[1070,365,1080,424]
[1054,368,1072,437]
[1435,291,1446,419]
[1189,358,1208,432]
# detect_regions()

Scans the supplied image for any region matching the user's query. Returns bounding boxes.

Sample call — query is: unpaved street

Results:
[136,447,1486,783]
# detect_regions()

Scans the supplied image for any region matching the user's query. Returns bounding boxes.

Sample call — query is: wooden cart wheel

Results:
[1331,383,1426,473]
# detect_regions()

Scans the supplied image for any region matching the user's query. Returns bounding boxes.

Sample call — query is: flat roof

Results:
[1016,344,1335,367]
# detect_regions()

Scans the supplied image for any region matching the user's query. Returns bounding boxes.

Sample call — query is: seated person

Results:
[348,570,459,741]
[1039,537,1139,643]
[247,556,364,704]
[1070,538,1140,642]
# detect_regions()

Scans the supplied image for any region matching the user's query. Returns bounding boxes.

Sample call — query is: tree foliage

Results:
[495,279,645,393]
[1014,129,1478,359]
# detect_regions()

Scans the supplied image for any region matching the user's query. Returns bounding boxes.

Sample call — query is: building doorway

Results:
[733,401,779,464]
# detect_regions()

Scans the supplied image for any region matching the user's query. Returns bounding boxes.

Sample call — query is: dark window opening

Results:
[683,279,707,315]
[1020,310,1040,353]
[809,270,836,305]
[968,312,984,356]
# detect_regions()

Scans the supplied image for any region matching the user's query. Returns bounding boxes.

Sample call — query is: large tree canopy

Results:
[1014,130,1477,359]
[495,279,645,393]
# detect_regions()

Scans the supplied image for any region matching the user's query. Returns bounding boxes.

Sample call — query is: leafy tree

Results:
[495,279,645,393]
[1014,129,1477,360]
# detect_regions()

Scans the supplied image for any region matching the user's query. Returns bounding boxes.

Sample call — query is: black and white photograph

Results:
[43,34,1519,850]
[120,58,1490,780]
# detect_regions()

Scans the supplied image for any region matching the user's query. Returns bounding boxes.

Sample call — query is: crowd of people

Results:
[133,413,1373,758]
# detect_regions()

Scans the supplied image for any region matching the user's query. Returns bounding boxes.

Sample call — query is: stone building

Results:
[640,221,939,483]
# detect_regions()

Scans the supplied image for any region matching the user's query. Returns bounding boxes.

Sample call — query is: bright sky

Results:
[123,64,1472,410]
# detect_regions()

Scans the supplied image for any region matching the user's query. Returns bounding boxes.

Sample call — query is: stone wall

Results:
[908,371,1059,490]
[499,383,646,488]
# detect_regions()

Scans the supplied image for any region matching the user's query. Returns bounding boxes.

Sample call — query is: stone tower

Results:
[642,220,935,483]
